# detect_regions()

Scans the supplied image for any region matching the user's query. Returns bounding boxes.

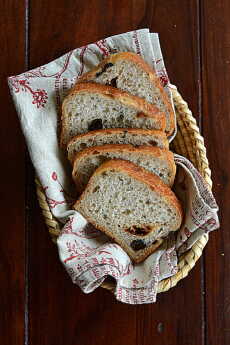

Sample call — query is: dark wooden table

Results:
[1,1,229,344]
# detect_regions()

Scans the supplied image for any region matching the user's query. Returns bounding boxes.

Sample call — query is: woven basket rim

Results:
[35,86,212,294]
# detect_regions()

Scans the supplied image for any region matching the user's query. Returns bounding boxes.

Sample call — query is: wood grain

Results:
[27,1,204,345]
[201,1,230,344]
[0,1,26,344]
[151,0,202,125]
[3,0,228,344]
[137,2,204,344]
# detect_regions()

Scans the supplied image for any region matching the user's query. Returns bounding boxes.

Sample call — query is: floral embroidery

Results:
[158,70,169,87]
[38,51,74,78]
[9,78,48,108]
[42,186,66,209]
[64,241,113,263]
[95,39,110,57]
[184,227,192,238]
[51,171,74,203]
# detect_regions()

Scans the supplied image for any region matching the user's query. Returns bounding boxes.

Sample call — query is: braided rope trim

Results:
[35,86,212,294]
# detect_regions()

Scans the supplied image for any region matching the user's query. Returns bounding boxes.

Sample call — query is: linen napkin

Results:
[8,29,219,304]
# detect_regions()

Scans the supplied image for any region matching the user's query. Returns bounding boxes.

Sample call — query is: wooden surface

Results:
[1,1,229,344]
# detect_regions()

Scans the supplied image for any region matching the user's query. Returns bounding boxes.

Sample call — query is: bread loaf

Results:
[78,52,175,135]
[74,160,183,263]
[72,145,176,192]
[67,128,169,163]
[61,82,166,146]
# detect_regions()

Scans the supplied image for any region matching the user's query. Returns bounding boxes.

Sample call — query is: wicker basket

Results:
[35,86,212,294]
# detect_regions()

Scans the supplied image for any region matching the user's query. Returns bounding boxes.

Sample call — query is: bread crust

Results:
[67,128,169,162]
[74,159,183,263]
[78,52,175,135]
[72,144,176,190]
[60,82,166,147]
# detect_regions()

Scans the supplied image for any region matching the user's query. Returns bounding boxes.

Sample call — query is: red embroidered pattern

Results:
[51,171,74,202]
[41,171,74,209]
[38,51,73,78]
[64,241,112,263]
[157,69,169,87]
[42,186,66,209]
[132,30,141,55]
[95,39,110,57]
[9,78,48,108]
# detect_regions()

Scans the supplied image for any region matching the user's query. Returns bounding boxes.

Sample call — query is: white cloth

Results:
[8,29,219,304]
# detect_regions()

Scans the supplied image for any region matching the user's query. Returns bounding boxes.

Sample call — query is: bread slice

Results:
[78,52,174,135]
[67,128,169,163]
[61,82,166,146]
[74,160,183,263]
[72,145,176,192]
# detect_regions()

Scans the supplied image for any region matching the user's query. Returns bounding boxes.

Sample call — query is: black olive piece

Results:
[96,72,102,78]
[130,239,146,251]
[88,119,103,131]
[149,140,157,146]
[103,63,114,70]
[110,77,118,88]
[95,63,114,77]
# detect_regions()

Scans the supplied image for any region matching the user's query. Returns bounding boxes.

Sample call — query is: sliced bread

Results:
[61,82,166,146]
[78,52,175,135]
[72,144,176,192]
[67,128,169,163]
[74,160,183,263]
